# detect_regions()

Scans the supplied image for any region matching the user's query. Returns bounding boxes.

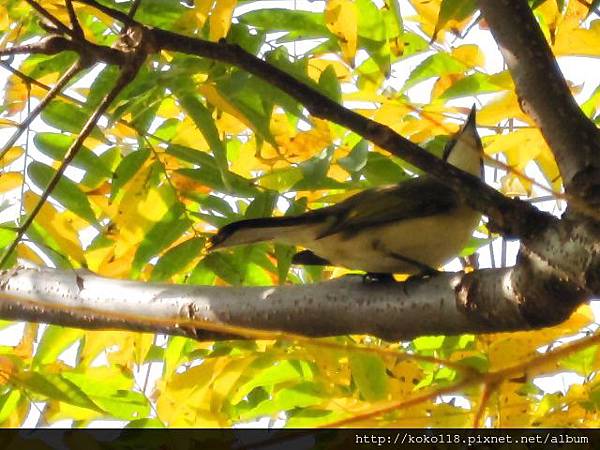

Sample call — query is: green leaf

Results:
[440,71,512,99]
[357,0,391,76]
[0,390,21,424]
[245,191,277,219]
[386,0,404,37]
[349,353,388,401]
[61,370,150,420]
[432,0,477,41]
[238,382,323,421]
[239,9,330,38]
[153,118,180,141]
[111,148,150,199]
[174,91,226,166]
[318,65,342,103]
[363,153,409,185]
[34,133,113,181]
[176,167,258,197]
[231,359,313,405]
[559,346,598,376]
[33,326,84,368]
[17,372,104,413]
[27,162,97,224]
[126,418,165,428]
[41,100,107,143]
[460,236,492,257]
[21,52,78,80]
[163,336,189,376]
[151,237,205,282]
[131,203,191,279]
[338,139,369,173]
[25,221,73,269]
[403,52,468,91]
[412,335,446,352]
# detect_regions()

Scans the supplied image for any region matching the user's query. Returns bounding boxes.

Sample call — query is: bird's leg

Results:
[386,250,439,275]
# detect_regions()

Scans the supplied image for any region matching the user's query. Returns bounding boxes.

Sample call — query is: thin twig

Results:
[0,65,141,267]
[0,60,170,147]
[24,0,77,38]
[128,0,142,19]
[65,0,84,37]
[0,60,84,161]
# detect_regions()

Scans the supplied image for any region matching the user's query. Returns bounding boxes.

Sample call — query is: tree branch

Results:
[0,63,141,267]
[0,60,83,161]
[24,0,78,39]
[0,214,596,341]
[71,0,555,240]
[65,0,84,38]
[479,0,600,208]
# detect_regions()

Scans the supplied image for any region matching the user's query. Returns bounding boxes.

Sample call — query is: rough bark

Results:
[0,216,596,340]
[479,0,600,208]
[0,0,597,340]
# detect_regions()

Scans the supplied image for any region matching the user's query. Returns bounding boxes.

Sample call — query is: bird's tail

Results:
[209,215,321,251]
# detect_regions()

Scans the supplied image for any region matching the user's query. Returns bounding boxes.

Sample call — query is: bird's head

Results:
[443,106,484,177]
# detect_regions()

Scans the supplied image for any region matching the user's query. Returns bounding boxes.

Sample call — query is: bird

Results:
[209,107,484,279]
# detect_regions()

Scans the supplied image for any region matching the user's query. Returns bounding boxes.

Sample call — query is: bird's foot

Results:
[403,267,441,284]
[363,272,396,284]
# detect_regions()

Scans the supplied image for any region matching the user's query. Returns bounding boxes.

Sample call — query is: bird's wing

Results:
[317,177,459,238]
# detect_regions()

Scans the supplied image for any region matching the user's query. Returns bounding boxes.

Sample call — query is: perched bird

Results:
[210,107,484,277]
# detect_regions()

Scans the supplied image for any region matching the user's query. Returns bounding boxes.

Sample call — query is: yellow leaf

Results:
[477,91,530,126]
[501,173,531,196]
[0,172,23,193]
[554,19,600,57]
[484,128,545,169]
[15,323,38,361]
[408,0,441,39]
[172,117,209,149]
[0,356,17,385]
[432,73,464,99]
[156,97,181,118]
[198,83,252,132]
[308,58,352,83]
[16,243,46,266]
[451,44,485,68]
[5,75,28,115]
[156,357,230,426]
[210,356,256,415]
[24,191,85,263]
[270,114,332,161]
[170,171,212,194]
[494,380,532,427]
[0,146,24,167]
[229,139,273,177]
[0,6,10,29]
[107,121,138,140]
[209,0,237,41]
[0,118,18,128]
[326,0,358,63]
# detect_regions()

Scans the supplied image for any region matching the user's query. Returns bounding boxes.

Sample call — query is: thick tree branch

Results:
[0,213,596,341]
[479,0,600,208]
[72,0,554,241]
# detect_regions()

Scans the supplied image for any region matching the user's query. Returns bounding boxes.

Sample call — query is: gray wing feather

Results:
[317,177,458,238]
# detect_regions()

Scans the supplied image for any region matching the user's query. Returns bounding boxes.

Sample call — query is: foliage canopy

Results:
[0,0,599,428]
